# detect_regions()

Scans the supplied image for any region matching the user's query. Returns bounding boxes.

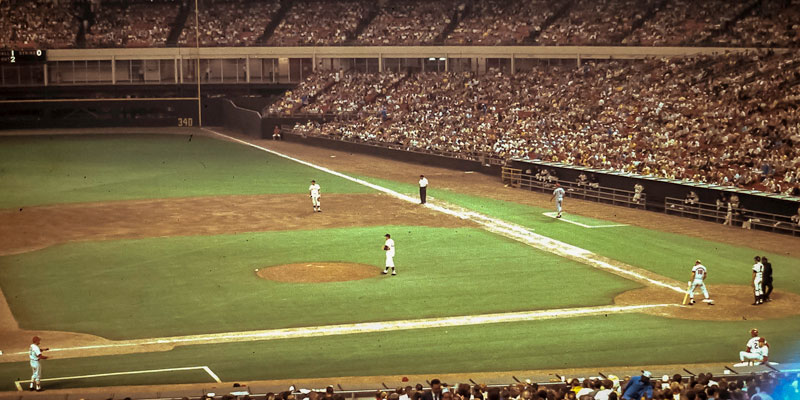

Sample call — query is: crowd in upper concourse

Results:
[282,50,800,197]
[2,0,798,49]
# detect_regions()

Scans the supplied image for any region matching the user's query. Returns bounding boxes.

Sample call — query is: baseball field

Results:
[0,129,799,392]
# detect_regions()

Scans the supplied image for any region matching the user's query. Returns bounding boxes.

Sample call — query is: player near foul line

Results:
[686,260,713,305]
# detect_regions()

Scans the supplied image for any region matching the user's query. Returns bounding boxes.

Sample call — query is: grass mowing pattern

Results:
[0,226,638,339]
[347,175,800,295]
[0,313,798,391]
[0,134,371,209]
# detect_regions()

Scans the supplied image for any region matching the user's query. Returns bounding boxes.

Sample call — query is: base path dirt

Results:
[615,285,800,321]
[257,263,382,283]
[0,193,474,257]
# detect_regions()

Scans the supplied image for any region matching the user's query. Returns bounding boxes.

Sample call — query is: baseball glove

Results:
[383,245,389,250]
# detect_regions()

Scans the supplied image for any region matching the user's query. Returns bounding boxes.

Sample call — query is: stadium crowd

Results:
[3,0,800,48]
[536,0,651,45]
[267,373,797,400]
[445,0,555,45]
[267,0,368,45]
[0,0,79,49]
[87,2,179,47]
[288,50,800,196]
[179,0,279,46]
[356,0,454,45]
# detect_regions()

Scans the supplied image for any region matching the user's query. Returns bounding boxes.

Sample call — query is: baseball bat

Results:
[682,281,691,305]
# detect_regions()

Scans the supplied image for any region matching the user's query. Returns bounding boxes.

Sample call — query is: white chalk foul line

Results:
[202,129,684,294]
[542,212,628,228]
[14,366,221,391]
[7,304,676,358]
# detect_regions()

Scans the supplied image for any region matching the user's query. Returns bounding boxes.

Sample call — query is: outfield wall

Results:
[507,159,800,217]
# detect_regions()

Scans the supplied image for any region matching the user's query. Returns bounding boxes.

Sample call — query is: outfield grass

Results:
[0,226,638,339]
[0,134,371,208]
[348,175,800,295]
[0,313,798,391]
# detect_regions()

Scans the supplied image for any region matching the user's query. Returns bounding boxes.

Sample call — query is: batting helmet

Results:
[750,328,759,337]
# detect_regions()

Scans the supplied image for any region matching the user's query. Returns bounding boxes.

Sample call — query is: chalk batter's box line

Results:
[14,365,221,391]
[542,212,628,228]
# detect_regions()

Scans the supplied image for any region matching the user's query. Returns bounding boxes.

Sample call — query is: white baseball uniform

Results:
[384,238,395,268]
[688,263,709,300]
[746,336,762,352]
[309,183,321,210]
[29,343,42,387]
[740,342,769,364]
[753,262,764,297]
[553,187,565,214]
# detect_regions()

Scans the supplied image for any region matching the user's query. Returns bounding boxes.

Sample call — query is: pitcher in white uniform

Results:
[382,233,396,276]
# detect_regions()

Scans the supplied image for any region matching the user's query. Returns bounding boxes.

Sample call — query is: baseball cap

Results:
[642,371,652,378]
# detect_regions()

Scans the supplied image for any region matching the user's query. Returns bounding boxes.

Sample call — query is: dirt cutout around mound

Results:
[257,263,382,283]
[615,284,800,321]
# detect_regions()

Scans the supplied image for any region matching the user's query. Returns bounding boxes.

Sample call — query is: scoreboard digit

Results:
[0,49,47,64]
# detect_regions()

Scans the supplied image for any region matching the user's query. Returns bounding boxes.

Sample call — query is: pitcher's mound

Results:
[256,262,382,283]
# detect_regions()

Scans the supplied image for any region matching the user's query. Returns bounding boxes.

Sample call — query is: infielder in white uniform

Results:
[309,180,321,213]
[29,336,48,391]
[550,183,566,218]
[382,233,396,275]
[752,256,764,305]
[687,260,712,305]
[740,337,769,365]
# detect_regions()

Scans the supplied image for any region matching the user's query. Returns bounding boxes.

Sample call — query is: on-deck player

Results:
[745,328,762,354]
[740,337,769,365]
[550,183,566,218]
[382,233,396,276]
[309,179,321,213]
[752,256,765,305]
[687,260,712,305]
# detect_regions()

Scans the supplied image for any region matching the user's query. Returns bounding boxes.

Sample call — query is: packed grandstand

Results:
[2,0,800,48]
[0,0,798,199]
[280,52,800,196]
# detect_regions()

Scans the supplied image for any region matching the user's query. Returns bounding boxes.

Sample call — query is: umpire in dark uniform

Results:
[419,175,429,204]
[762,256,773,301]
